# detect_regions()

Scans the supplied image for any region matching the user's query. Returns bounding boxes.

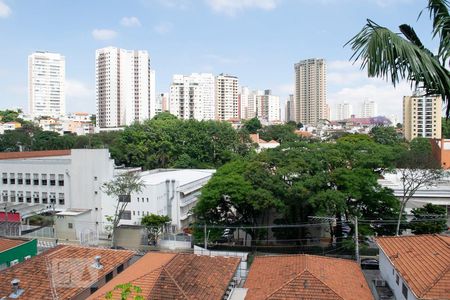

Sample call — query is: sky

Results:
[0,0,439,120]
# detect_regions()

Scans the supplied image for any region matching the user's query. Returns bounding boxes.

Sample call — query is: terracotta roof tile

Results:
[95,253,240,300]
[0,150,71,160]
[0,245,134,300]
[0,237,27,252]
[244,254,373,300]
[377,234,450,299]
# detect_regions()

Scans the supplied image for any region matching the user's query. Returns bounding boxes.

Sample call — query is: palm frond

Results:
[427,0,450,64]
[346,19,450,116]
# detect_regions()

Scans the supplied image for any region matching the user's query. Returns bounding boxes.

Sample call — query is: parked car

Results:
[360,258,379,270]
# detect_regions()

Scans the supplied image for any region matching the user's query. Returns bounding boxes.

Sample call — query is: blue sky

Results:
[0,0,438,119]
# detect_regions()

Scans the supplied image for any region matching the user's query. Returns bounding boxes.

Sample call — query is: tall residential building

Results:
[258,90,281,124]
[156,92,169,115]
[216,74,239,121]
[239,86,250,120]
[360,100,378,118]
[333,103,353,120]
[294,58,327,126]
[96,47,155,128]
[285,94,295,122]
[403,94,442,141]
[169,73,215,120]
[28,52,65,117]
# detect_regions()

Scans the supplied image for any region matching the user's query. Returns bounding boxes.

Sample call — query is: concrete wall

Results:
[0,239,37,268]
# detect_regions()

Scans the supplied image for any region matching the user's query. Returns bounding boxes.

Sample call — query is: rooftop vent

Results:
[92,256,103,270]
[9,279,24,299]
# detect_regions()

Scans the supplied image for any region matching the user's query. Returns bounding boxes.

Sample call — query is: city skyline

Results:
[0,0,435,117]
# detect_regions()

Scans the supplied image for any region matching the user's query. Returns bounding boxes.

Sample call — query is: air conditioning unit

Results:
[24,255,31,260]
[374,279,386,287]
[10,259,19,266]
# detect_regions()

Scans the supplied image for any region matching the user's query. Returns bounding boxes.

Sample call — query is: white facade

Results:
[360,100,378,118]
[96,47,155,128]
[333,103,353,120]
[110,169,215,231]
[239,86,250,120]
[294,58,327,126]
[257,90,280,124]
[169,73,215,120]
[0,149,115,234]
[156,93,169,115]
[216,74,239,121]
[28,52,65,118]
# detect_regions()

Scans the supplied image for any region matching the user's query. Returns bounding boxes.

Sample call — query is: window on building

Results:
[50,174,56,186]
[121,210,131,220]
[402,283,408,299]
[9,173,15,185]
[33,193,39,203]
[396,274,399,285]
[33,174,39,185]
[2,173,7,184]
[117,264,124,274]
[68,223,73,229]
[105,271,113,283]
[25,173,31,185]
[58,174,64,186]
[58,193,65,205]
[41,174,47,185]
[17,192,23,203]
[2,191,7,202]
[26,191,32,203]
[9,191,15,202]
[147,198,149,202]
[90,286,98,294]
[42,192,48,204]
[50,193,56,204]
[17,173,23,185]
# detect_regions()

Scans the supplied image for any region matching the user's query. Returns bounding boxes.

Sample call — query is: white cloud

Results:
[66,79,95,112]
[205,0,279,16]
[153,22,173,34]
[120,16,141,27]
[0,1,11,18]
[92,29,117,40]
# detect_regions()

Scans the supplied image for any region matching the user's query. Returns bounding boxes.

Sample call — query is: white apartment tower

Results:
[360,100,378,118]
[403,94,442,141]
[215,74,239,121]
[28,52,66,117]
[169,73,215,120]
[294,58,327,126]
[96,47,155,128]
[239,86,250,120]
[333,103,353,120]
[258,90,281,124]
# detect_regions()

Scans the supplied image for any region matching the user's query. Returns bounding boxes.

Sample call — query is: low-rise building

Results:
[250,133,280,152]
[0,238,37,270]
[0,245,134,299]
[430,138,450,169]
[90,252,241,300]
[377,234,449,300]
[244,254,373,300]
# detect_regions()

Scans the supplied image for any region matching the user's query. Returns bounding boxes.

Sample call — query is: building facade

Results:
[333,103,353,121]
[294,58,327,126]
[156,92,169,115]
[257,90,280,124]
[96,47,155,128]
[215,74,239,121]
[403,94,442,141]
[169,73,215,120]
[285,94,295,123]
[360,100,378,118]
[28,52,65,118]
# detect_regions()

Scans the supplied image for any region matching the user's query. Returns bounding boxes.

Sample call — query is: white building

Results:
[257,90,280,124]
[28,52,65,118]
[360,100,377,118]
[0,149,115,237]
[239,86,250,120]
[169,73,215,120]
[96,47,155,128]
[111,169,215,231]
[156,92,169,115]
[333,103,353,121]
[216,74,239,121]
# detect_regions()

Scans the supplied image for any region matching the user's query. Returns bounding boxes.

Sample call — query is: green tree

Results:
[442,118,450,138]
[370,126,402,145]
[105,283,144,300]
[347,0,450,116]
[410,203,448,234]
[141,214,171,245]
[243,117,262,134]
[0,110,20,123]
[101,172,144,247]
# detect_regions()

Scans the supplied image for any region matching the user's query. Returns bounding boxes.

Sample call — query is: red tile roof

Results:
[0,238,26,252]
[95,253,240,300]
[244,254,373,300]
[377,234,450,299]
[0,245,134,300]
[0,150,71,160]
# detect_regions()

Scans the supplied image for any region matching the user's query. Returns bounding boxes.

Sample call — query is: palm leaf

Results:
[426,0,450,64]
[346,19,450,116]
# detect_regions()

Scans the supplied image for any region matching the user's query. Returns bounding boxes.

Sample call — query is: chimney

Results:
[9,279,24,298]
[92,255,103,269]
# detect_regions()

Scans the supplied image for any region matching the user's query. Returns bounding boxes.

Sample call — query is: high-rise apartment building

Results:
[360,100,378,118]
[285,94,295,122]
[156,92,169,115]
[258,90,280,124]
[333,103,353,120]
[403,94,442,141]
[239,86,250,120]
[96,47,155,128]
[215,74,239,121]
[169,73,215,120]
[28,52,65,117]
[294,58,327,126]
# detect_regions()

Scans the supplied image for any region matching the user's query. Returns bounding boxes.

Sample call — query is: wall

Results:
[0,239,37,268]
[430,139,450,169]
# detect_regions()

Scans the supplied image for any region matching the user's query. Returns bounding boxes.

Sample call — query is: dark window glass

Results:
[117,264,124,274]
[402,283,408,299]
[41,180,47,185]
[105,271,113,282]
[34,179,39,185]
[18,179,23,184]
[25,179,31,185]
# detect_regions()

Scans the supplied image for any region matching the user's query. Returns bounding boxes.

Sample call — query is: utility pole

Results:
[204,224,207,250]
[355,216,360,265]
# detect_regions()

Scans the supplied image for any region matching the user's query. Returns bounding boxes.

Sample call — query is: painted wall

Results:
[0,239,37,268]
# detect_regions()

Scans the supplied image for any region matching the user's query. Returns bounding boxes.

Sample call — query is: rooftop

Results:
[0,237,27,253]
[0,245,134,299]
[92,253,240,300]
[0,150,71,160]
[377,234,450,299]
[244,254,373,300]
[140,169,215,186]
